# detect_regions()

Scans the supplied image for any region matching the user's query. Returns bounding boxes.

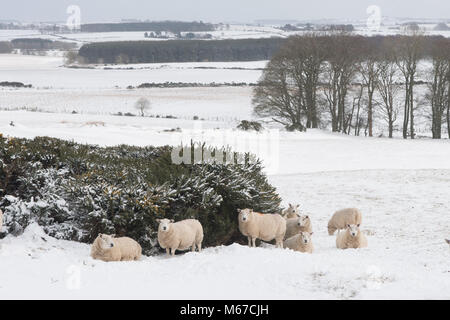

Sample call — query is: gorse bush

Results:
[0,135,281,254]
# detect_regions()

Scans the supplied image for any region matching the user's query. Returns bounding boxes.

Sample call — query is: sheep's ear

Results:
[156,219,161,223]
[296,204,300,208]
[347,224,351,228]
[237,209,241,213]
[305,215,309,219]
[98,233,102,237]
[288,203,293,208]
[357,224,360,227]
[170,219,174,223]
[310,232,314,236]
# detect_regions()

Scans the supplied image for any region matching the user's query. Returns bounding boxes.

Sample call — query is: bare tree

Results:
[253,56,307,130]
[347,84,364,135]
[393,32,424,139]
[322,33,360,133]
[253,34,327,131]
[135,97,151,117]
[427,38,450,139]
[357,40,381,137]
[376,59,400,138]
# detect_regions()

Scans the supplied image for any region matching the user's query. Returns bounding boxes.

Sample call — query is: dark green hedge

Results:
[0,135,281,254]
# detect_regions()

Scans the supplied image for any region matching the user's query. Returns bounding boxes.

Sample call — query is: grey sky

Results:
[1,0,449,23]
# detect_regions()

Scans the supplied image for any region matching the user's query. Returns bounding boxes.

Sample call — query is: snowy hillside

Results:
[0,125,449,299]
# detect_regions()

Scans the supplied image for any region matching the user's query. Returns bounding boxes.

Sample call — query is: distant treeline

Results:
[0,41,12,53]
[133,82,255,89]
[80,21,215,33]
[78,38,287,64]
[0,38,76,52]
[0,81,32,88]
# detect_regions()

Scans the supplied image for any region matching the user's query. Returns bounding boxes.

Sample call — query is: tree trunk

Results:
[388,114,394,138]
[409,75,415,139]
[403,80,410,139]
[367,90,374,137]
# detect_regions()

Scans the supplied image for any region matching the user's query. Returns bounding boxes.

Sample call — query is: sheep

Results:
[90,233,142,262]
[281,203,300,219]
[238,208,286,248]
[328,208,362,235]
[284,214,312,240]
[336,224,368,249]
[283,231,314,253]
[156,218,204,256]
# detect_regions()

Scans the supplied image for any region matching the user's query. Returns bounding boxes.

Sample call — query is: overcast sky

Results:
[1,0,449,23]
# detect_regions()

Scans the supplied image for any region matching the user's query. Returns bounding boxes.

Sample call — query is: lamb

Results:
[281,203,300,219]
[238,208,286,248]
[157,218,204,256]
[284,214,312,239]
[336,224,368,249]
[90,233,142,262]
[328,208,362,235]
[283,232,314,253]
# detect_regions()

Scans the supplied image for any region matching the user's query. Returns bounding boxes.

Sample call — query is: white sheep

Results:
[283,231,314,253]
[91,233,142,262]
[238,208,286,248]
[157,218,204,256]
[328,208,362,235]
[285,214,312,239]
[336,224,368,249]
[281,203,300,219]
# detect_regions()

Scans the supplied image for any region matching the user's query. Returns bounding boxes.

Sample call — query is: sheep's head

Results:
[156,218,174,233]
[297,214,310,227]
[287,203,300,215]
[238,208,253,223]
[346,224,360,237]
[300,232,312,244]
[97,233,115,249]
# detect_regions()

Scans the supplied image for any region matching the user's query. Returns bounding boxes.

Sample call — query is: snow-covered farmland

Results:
[0,54,264,89]
[0,47,450,300]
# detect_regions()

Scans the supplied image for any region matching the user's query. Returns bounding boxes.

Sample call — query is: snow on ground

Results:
[1,168,449,299]
[0,46,449,299]
[0,54,264,89]
[0,87,254,121]
[0,111,449,299]
[2,23,450,45]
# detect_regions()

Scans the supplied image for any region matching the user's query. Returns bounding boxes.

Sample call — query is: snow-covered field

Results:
[1,22,450,45]
[1,114,449,299]
[0,54,264,89]
[0,44,449,300]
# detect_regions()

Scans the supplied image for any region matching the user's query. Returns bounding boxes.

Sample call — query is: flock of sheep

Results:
[89,205,368,262]
[1,206,449,262]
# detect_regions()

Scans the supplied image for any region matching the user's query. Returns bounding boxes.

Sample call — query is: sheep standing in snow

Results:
[281,204,300,219]
[238,208,286,248]
[157,218,204,256]
[91,234,142,262]
[328,208,362,235]
[336,224,368,249]
[284,214,312,240]
[283,232,314,253]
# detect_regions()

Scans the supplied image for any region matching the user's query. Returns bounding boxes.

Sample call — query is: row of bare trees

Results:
[253,33,450,139]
